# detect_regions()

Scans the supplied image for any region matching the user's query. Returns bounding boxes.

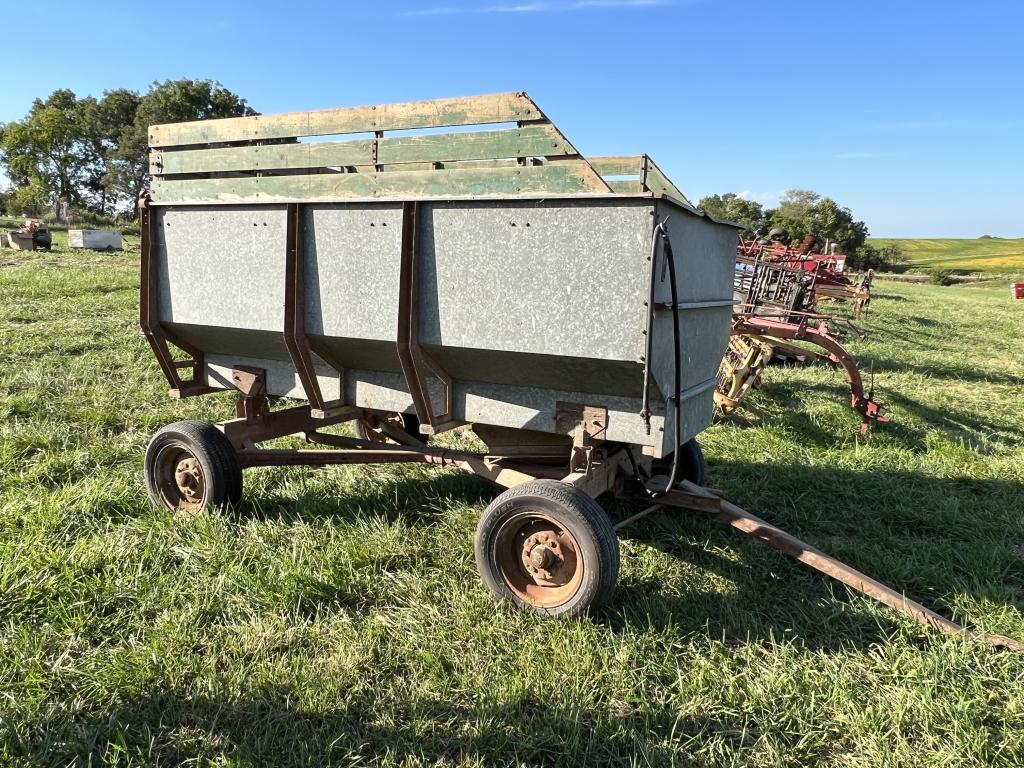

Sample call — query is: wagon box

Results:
[140,92,739,616]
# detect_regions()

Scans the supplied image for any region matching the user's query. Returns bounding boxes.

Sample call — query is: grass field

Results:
[869,237,1024,275]
[2,241,1024,766]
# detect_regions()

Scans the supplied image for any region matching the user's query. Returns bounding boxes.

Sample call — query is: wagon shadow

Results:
[868,292,910,302]
[745,376,1024,451]
[605,460,1024,650]
[230,465,493,526]
[866,355,1024,388]
[20,687,737,767]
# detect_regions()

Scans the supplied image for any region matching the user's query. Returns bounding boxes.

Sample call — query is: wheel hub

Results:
[520,530,566,584]
[174,457,204,502]
[154,443,208,513]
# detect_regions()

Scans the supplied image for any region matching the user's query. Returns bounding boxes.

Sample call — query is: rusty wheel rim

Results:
[154,442,206,513]
[493,512,584,609]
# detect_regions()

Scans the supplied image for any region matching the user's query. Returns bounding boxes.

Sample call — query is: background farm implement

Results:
[738,235,873,318]
[717,246,886,431]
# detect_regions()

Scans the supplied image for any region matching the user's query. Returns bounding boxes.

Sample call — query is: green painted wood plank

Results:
[607,179,642,193]
[378,124,570,164]
[152,125,573,175]
[149,92,543,147]
[644,159,690,204]
[589,156,643,176]
[150,162,604,203]
[153,140,374,174]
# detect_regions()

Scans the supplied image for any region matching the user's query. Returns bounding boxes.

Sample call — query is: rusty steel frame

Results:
[211,376,1020,651]
[737,238,872,319]
[284,203,326,415]
[138,194,216,399]
[396,200,459,435]
[216,366,623,495]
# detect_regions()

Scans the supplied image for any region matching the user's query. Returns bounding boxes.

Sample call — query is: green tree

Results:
[765,189,868,256]
[0,89,91,212]
[7,177,50,217]
[79,89,142,215]
[697,193,767,237]
[776,188,820,221]
[851,241,905,271]
[105,79,255,213]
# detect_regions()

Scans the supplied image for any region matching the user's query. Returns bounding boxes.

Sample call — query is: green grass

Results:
[869,237,1024,275]
[1,246,1023,766]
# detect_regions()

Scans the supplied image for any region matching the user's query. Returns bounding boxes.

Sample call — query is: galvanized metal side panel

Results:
[343,370,662,446]
[648,199,738,454]
[156,206,288,333]
[303,204,403,341]
[418,199,651,363]
[151,195,733,454]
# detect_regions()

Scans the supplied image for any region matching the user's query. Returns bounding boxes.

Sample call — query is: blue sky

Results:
[1,0,1021,237]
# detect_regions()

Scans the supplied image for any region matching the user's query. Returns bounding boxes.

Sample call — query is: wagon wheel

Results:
[651,437,706,487]
[474,480,619,616]
[353,412,424,445]
[144,420,242,513]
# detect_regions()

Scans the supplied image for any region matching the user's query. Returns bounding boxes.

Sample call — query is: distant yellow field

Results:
[869,237,1024,273]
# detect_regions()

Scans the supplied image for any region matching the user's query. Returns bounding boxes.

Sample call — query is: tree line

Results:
[698,190,902,271]
[0,79,253,222]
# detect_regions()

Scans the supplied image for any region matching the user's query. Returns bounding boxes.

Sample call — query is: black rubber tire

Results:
[474,479,619,617]
[678,438,706,486]
[652,437,706,487]
[354,412,423,444]
[144,420,242,512]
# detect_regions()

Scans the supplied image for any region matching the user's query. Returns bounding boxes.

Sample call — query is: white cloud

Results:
[481,3,551,12]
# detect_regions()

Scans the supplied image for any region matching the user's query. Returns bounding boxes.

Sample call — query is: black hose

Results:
[639,220,662,435]
[650,219,683,499]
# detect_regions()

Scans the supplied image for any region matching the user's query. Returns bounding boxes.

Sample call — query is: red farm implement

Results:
[738,236,873,318]
[716,250,886,432]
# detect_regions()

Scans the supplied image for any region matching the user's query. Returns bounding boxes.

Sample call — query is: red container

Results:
[1013,282,1024,300]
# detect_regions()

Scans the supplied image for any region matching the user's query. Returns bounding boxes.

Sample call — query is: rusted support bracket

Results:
[627,480,1024,652]
[555,401,608,474]
[283,202,339,417]
[396,200,457,434]
[138,193,215,399]
[217,403,359,450]
[231,366,268,423]
[561,447,630,500]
